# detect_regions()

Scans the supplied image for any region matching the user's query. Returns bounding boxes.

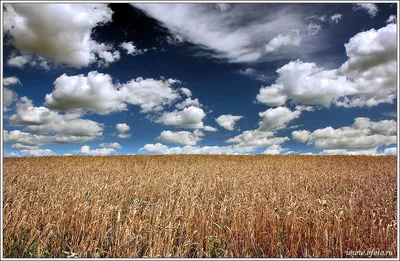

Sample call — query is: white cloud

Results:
[4,130,97,148]
[157,130,203,145]
[116,123,130,133]
[12,143,39,150]
[353,3,379,18]
[215,115,243,131]
[120,41,147,56]
[7,54,31,68]
[99,142,122,149]
[79,145,116,156]
[292,117,396,155]
[156,106,206,129]
[45,71,181,114]
[140,143,251,155]
[307,22,321,36]
[10,97,103,138]
[4,87,18,108]
[116,123,130,139]
[180,88,192,97]
[386,15,397,24]
[256,24,396,108]
[383,147,396,156]
[330,14,343,24]
[175,98,201,109]
[258,107,301,132]
[133,4,313,63]
[3,76,21,86]
[203,125,218,132]
[265,30,300,53]
[263,144,287,155]
[21,148,54,156]
[227,130,289,149]
[4,4,119,68]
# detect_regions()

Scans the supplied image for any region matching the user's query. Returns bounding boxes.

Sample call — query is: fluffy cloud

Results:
[21,149,54,156]
[4,88,18,108]
[383,147,396,156]
[120,41,147,56]
[265,30,300,53]
[80,145,116,156]
[258,107,301,132]
[10,97,103,137]
[215,115,243,131]
[156,106,206,129]
[4,130,96,148]
[386,15,397,24]
[256,24,396,108]
[3,76,21,86]
[133,4,315,63]
[140,143,250,155]
[99,142,122,149]
[157,130,203,145]
[203,125,218,132]
[263,144,287,155]
[227,130,289,149]
[4,4,119,68]
[175,98,201,109]
[292,117,396,155]
[180,88,192,97]
[353,3,379,17]
[45,71,181,114]
[116,123,130,139]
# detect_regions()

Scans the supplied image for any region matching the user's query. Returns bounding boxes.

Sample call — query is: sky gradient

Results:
[2,2,398,156]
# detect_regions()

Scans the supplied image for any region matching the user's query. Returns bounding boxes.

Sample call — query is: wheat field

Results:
[2,155,397,258]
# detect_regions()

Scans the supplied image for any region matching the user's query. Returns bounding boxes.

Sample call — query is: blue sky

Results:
[2,2,398,156]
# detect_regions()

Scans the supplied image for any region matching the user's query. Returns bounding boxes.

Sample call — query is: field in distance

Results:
[3,155,397,258]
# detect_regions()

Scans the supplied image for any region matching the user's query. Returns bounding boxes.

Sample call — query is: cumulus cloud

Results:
[3,76,21,86]
[203,125,218,132]
[133,3,315,63]
[140,143,250,155]
[4,4,119,68]
[258,107,301,132]
[265,30,300,53]
[80,145,116,156]
[386,15,397,24]
[175,98,201,109]
[4,130,96,149]
[116,123,130,139]
[180,88,192,97]
[4,88,18,109]
[21,148,54,156]
[227,129,289,149]
[120,41,147,56]
[292,117,396,155]
[7,54,31,68]
[9,97,103,137]
[353,3,379,18]
[263,144,287,155]
[99,142,122,149]
[155,106,206,129]
[383,147,396,156]
[256,24,396,108]
[215,115,243,131]
[45,71,181,115]
[157,130,203,145]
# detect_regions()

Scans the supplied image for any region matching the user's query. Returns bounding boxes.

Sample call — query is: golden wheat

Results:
[3,155,397,258]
